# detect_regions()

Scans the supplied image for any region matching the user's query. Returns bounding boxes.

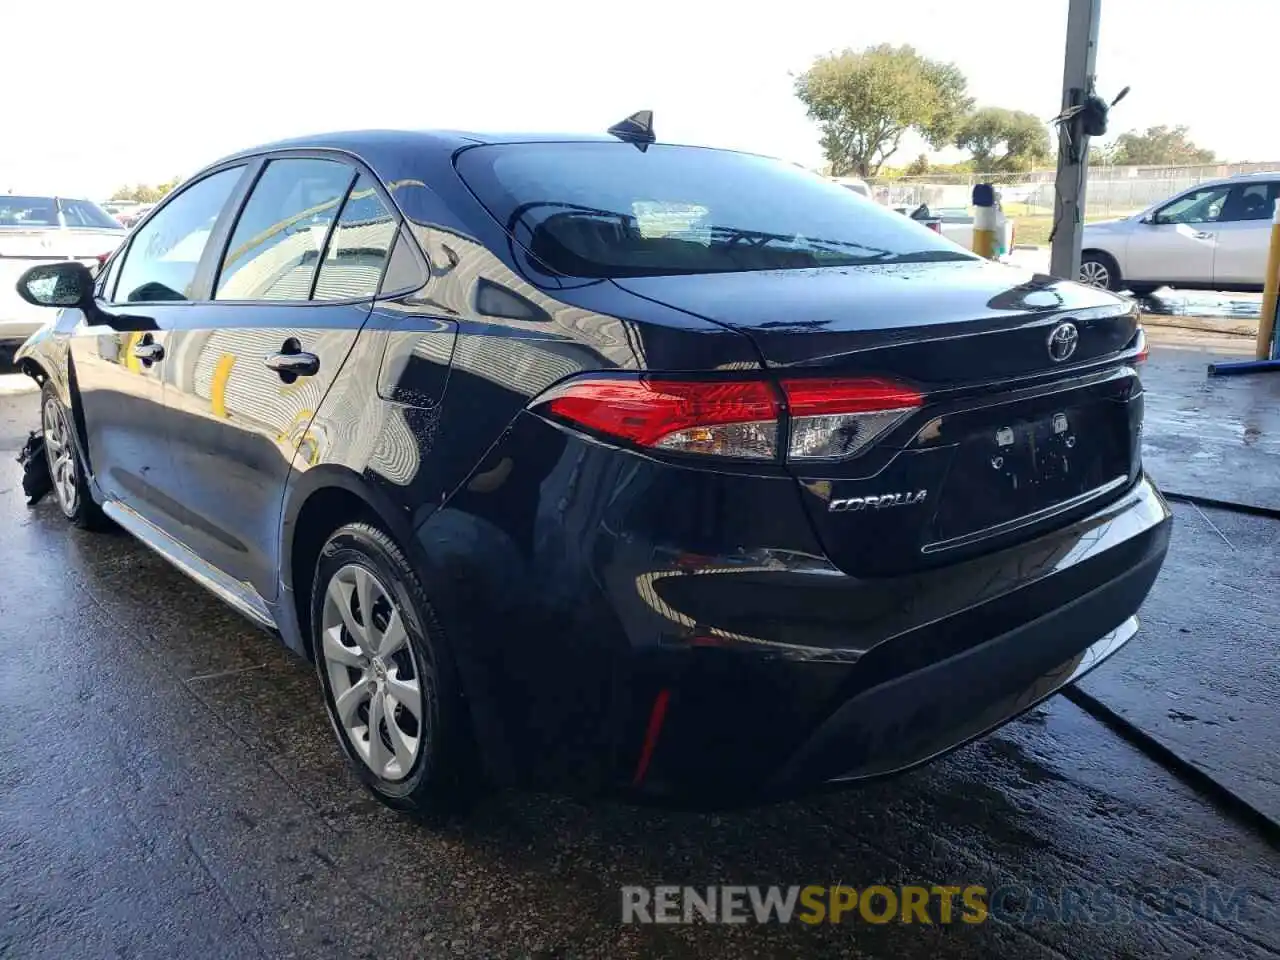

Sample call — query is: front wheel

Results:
[40,383,107,529]
[311,522,479,820]
[1078,253,1120,291]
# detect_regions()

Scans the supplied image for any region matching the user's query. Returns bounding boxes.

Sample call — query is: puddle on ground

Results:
[1133,290,1262,319]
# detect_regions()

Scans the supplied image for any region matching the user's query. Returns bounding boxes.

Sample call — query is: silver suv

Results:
[1079,173,1279,294]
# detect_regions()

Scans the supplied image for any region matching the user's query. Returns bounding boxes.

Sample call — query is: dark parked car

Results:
[14,127,1170,817]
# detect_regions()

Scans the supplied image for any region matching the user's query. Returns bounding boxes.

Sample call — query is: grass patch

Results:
[999,206,1141,247]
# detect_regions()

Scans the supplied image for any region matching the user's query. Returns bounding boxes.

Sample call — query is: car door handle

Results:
[132,341,164,363]
[1193,231,1215,241]
[264,351,319,378]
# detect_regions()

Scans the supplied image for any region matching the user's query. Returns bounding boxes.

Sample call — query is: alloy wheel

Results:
[1078,260,1111,289]
[320,563,425,781]
[42,397,79,517]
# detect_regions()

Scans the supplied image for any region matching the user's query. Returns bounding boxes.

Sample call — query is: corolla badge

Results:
[1047,321,1080,362]
[829,490,928,513]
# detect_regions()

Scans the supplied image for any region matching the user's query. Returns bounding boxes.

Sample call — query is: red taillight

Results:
[781,377,922,460]
[540,377,779,458]
[534,375,921,461]
[781,377,922,416]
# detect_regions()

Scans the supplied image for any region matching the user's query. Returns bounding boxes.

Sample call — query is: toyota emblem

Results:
[1047,321,1079,363]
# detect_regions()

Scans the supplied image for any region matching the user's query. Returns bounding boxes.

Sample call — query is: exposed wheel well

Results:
[289,486,378,659]
[17,356,49,384]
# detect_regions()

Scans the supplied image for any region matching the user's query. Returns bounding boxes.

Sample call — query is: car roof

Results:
[1183,170,1280,190]
[210,128,628,171]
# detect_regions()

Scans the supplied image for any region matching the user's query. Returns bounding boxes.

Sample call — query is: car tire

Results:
[1078,252,1121,291]
[311,522,479,821]
[40,382,108,530]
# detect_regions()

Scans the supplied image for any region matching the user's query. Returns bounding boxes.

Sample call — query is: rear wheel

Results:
[40,383,107,530]
[311,522,478,820]
[1078,252,1120,291]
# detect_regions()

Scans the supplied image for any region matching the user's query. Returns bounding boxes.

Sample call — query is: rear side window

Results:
[313,174,396,301]
[1220,182,1278,222]
[216,158,355,301]
[455,143,974,278]
[114,167,244,303]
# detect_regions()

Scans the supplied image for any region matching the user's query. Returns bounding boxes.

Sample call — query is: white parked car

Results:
[1080,173,1279,294]
[832,176,871,198]
[0,195,127,350]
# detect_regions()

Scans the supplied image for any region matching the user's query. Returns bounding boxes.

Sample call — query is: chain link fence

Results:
[867,161,1280,220]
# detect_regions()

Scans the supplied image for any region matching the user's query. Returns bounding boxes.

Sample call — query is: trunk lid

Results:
[614,259,1136,381]
[616,261,1144,576]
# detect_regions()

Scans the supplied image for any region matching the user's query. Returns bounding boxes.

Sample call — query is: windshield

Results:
[0,196,60,227]
[455,143,974,278]
[0,196,124,230]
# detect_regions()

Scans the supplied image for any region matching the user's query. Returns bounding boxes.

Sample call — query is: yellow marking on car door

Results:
[210,353,236,417]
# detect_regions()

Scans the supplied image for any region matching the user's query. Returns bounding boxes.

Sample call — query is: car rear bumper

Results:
[423,414,1171,804]
[631,479,1168,804]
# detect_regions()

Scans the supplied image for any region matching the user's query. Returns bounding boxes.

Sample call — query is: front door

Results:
[1125,183,1230,286]
[1213,181,1278,288]
[163,159,399,601]
[69,165,248,535]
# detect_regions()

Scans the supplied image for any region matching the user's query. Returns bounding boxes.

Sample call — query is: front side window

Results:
[1155,185,1231,225]
[313,174,396,301]
[216,158,354,301]
[114,167,245,303]
[455,143,974,278]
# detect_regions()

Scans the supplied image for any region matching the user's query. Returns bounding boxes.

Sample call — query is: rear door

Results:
[164,156,397,601]
[66,167,249,534]
[1212,181,1278,288]
[1125,183,1228,285]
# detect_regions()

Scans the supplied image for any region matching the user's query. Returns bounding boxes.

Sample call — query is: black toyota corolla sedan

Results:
[14,122,1170,816]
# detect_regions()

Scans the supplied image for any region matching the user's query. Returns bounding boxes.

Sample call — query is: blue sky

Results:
[5,0,1276,198]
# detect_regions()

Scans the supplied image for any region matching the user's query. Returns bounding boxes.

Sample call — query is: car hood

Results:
[1081,218,1134,234]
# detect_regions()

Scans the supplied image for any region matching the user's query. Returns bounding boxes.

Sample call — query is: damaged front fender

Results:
[14,316,72,403]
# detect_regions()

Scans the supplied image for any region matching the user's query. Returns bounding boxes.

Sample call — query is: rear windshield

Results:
[0,196,123,230]
[61,199,126,230]
[455,143,974,278]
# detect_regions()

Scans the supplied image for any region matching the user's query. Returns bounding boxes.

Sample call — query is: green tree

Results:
[109,176,182,203]
[794,45,972,177]
[955,107,1051,172]
[1088,143,1115,166]
[905,153,931,176]
[1111,125,1215,166]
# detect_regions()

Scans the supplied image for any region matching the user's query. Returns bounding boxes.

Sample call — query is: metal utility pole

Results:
[1049,0,1102,280]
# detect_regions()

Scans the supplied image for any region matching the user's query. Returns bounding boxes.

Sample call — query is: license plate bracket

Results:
[930,401,1128,544]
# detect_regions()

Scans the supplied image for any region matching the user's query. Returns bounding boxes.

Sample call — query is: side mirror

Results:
[1139,213,1157,225]
[16,261,95,309]
[14,260,157,332]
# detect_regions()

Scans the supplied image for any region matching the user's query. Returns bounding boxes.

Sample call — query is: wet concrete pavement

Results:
[1079,501,1280,823]
[1,358,1278,959]
[1140,343,1280,512]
